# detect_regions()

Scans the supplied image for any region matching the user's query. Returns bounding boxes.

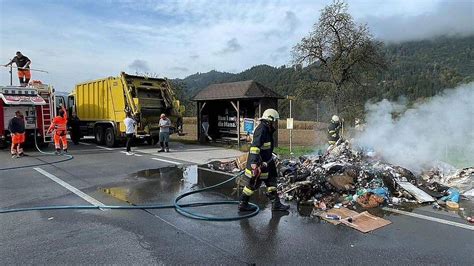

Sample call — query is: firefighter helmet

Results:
[331,115,340,123]
[261,109,280,122]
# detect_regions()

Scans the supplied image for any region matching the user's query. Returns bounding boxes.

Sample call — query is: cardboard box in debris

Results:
[204,140,473,231]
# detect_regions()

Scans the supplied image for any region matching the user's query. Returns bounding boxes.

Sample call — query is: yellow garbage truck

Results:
[67,72,184,147]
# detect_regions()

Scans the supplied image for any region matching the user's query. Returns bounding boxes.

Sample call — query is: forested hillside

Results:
[174,36,473,122]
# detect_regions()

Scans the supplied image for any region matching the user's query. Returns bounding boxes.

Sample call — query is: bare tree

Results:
[293,0,386,114]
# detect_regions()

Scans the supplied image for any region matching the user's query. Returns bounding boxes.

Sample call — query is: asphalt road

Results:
[1,141,473,265]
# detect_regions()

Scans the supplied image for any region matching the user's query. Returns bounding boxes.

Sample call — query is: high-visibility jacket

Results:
[327,121,341,143]
[49,108,68,134]
[245,120,275,178]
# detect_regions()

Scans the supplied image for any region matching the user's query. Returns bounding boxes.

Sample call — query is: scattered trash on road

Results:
[203,140,473,231]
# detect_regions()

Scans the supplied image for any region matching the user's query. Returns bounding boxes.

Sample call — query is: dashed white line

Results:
[96,146,114,151]
[382,207,473,231]
[119,151,143,157]
[151,157,181,165]
[198,167,236,177]
[34,167,106,208]
[79,142,92,146]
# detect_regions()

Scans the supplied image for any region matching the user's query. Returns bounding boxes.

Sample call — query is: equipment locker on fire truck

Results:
[0,81,55,148]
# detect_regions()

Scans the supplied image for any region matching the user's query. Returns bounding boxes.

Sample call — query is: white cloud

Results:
[129,59,150,72]
[359,0,474,42]
[1,0,471,90]
[215,38,242,55]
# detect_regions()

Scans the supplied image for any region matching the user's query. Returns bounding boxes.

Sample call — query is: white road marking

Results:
[382,207,474,231]
[96,146,114,151]
[198,167,236,177]
[119,151,142,157]
[79,142,92,146]
[151,157,181,165]
[34,167,106,208]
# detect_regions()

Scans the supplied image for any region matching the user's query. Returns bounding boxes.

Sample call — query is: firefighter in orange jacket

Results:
[47,104,68,154]
[239,109,290,212]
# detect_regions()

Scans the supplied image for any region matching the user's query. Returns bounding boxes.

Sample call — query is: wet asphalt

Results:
[0,141,473,265]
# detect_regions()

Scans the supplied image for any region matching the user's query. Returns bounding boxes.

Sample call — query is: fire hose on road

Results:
[0,129,260,221]
[0,171,260,221]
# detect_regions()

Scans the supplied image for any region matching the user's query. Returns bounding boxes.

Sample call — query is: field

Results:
[172,117,329,149]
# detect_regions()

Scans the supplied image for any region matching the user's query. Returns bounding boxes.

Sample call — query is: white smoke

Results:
[356,82,474,172]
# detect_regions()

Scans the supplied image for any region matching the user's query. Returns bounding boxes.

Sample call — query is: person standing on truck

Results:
[47,104,68,155]
[124,112,136,155]
[8,110,26,158]
[4,51,32,87]
[158,113,171,153]
[68,112,81,145]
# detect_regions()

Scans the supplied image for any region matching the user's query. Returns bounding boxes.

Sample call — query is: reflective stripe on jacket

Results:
[245,120,274,177]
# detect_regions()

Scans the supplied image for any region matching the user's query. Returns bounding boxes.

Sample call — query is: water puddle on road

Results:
[100,166,270,207]
[101,166,198,204]
[100,167,474,223]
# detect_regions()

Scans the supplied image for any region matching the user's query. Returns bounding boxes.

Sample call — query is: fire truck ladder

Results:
[39,89,55,143]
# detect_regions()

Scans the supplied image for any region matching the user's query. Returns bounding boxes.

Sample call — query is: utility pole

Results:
[9,65,12,86]
[287,95,296,157]
[316,103,319,122]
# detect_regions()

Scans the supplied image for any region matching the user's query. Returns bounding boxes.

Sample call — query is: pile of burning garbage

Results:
[276,140,473,215]
[203,140,473,226]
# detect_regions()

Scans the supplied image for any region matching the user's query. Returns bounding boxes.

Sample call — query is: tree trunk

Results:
[333,85,341,115]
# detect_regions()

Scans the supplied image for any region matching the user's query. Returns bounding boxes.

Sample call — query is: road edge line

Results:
[382,207,473,231]
[34,167,106,208]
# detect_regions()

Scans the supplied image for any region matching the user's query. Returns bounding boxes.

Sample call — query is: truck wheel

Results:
[105,128,116,147]
[95,126,105,145]
[0,140,7,149]
[144,137,153,145]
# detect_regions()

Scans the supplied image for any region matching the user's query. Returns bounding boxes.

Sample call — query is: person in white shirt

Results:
[158,113,171,152]
[124,112,136,155]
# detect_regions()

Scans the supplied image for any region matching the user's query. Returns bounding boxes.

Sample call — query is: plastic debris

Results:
[440,188,461,203]
[272,140,472,216]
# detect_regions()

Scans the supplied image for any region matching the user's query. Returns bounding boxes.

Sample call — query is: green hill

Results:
[175,35,474,121]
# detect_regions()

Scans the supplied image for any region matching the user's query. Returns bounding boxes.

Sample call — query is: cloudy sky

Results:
[0,0,472,91]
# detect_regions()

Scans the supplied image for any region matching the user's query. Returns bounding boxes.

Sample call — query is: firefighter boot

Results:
[238,194,258,212]
[272,198,290,212]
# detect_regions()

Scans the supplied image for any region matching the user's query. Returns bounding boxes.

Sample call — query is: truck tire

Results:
[105,127,116,148]
[0,139,7,149]
[145,137,154,145]
[95,126,105,145]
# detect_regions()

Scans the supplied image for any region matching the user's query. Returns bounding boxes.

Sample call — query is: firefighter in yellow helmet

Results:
[239,108,290,212]
[327,115,342,145]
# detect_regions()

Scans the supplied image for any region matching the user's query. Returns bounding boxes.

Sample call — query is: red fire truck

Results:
[0,81,55,148]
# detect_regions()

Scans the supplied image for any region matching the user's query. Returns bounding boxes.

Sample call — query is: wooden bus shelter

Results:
[193,80,283,146]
